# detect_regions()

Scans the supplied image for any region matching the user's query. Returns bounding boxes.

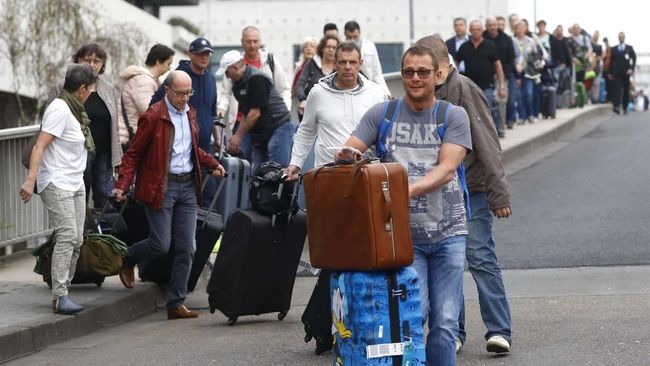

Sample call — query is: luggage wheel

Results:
[304,334,312,343]
[95,282,102,287]
[278,310,288,321]
[228,317,238,326]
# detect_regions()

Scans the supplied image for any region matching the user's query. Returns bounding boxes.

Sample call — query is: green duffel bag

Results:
[80,234,127,276]
[33,233,127,283]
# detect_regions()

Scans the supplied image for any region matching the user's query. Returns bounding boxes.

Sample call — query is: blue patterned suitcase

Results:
[330,267,426,366]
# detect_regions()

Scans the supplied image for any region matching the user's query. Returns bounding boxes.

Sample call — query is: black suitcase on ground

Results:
[541,85,557,119]
[139,176,225,292]
[207,209,307,325]
[301,269,333,355]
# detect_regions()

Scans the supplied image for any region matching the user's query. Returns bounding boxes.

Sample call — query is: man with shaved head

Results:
[416,35,513,355]
[114,70,225,320]
[455,20,507,136]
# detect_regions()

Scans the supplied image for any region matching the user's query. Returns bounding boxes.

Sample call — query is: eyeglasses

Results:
[82,57,104,66]
[169,88,194,97]
[401,68,435,79]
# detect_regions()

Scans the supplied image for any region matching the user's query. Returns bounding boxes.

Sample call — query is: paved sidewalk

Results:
[0,105,608,364]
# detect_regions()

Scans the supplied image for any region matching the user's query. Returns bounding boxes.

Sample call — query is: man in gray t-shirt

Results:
[338,45,471,366]
[353,100,471,243]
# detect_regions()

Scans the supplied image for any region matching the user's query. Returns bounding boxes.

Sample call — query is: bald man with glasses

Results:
[114,70,225,320]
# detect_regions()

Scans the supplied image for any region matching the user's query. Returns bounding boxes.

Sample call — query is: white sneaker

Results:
[455,338,463,353]
[486,335,510,353]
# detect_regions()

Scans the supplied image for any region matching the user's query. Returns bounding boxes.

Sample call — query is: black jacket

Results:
[551,37,572,68]
[610,44,636,76]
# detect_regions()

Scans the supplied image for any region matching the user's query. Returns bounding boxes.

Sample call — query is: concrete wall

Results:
[160,0,509,76]
[0,0,193,101]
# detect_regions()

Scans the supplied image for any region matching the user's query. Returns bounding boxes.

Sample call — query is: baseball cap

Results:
[215,50,243,76]
[189,37,213,54]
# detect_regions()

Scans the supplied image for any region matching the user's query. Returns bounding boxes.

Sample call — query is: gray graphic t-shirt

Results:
[353,100,472,244]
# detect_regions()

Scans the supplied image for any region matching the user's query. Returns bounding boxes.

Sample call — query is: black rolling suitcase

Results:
[207,208,307,324]
[541,85,557,119]
[139,175,225,292]
[301,269,333,355]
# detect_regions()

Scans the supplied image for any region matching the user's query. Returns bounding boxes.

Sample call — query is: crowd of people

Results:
[445,14,638,138]
[18,13,639,366]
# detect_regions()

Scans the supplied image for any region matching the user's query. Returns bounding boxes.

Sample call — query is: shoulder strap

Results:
[376,98,401,161]
[434,100,471,219]
[121,96,135,141]
[434,100,452,139]
[268,52,275,77]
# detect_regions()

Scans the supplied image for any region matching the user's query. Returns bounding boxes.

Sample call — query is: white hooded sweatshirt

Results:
[289,72,387,169]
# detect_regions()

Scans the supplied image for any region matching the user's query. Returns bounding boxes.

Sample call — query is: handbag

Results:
[21,128,41,169]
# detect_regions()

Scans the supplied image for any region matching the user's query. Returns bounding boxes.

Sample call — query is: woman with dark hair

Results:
[20,64,98,315]
[296,34,339,118]
[66,43,122,208]
[117,44,175,147]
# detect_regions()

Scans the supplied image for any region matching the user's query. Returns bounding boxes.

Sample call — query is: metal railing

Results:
[0,125,50,254]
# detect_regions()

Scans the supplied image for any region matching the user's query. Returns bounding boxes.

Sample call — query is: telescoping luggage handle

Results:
[213,116,227,162]
[200,169,228,229]
[92,197,130,235]
[310,158,394,230]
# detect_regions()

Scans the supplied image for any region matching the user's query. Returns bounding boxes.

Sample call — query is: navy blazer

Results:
[610,44,636,76]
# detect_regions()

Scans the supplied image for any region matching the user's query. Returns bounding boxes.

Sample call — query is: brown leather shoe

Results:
[167,305,199,320]
[118,263,135,289]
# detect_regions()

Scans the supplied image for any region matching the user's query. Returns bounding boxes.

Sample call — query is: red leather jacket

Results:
[116,99,221,210]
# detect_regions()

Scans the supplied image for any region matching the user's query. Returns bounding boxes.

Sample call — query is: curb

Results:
[502,105,609,165]
[0,283,164,364]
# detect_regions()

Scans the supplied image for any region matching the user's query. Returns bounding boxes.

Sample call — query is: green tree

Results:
[0,0,150,125]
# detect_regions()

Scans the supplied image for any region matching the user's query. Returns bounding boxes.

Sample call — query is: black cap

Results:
[189,37,213,54]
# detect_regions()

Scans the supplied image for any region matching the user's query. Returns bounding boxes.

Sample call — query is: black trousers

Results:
[612,74,631,111]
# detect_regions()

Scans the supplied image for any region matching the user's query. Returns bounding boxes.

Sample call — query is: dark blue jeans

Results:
[517,78,535,120]
[125,179,197,309]
[84,150,113,208]
[251,121,295,169]
[412,235,466,366]
[458,192,512,344]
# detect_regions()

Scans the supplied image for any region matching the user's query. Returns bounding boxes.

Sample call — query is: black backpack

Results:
[249,162,299,226]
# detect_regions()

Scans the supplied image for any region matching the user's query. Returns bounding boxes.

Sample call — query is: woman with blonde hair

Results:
[292,36,319,120]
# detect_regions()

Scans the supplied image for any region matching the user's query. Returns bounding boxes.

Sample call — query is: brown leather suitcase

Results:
[303,159,412,270]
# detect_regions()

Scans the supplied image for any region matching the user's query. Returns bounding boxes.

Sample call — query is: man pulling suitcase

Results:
[113,70,225,320]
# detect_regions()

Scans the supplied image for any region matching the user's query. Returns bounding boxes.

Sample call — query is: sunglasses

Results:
[401,68,435,79]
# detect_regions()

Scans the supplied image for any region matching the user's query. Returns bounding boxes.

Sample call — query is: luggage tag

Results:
[366,342,405,359]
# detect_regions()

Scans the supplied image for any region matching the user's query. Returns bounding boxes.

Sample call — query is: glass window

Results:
[376,43,403,73]
[210,46,244,81]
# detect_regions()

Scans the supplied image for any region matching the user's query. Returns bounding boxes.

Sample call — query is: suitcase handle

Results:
[306,158,373,199]
[381,181,392,223]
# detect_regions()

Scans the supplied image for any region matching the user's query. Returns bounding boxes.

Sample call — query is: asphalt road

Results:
[7,111,650,366]
[495,111,650,269]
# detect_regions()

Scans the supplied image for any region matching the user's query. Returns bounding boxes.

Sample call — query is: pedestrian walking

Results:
[446,17,469,73]
[338,45,472,366]
[609,32,636,115]
[344,20,391,97]
[217,50,295,168]
[295,35,339,118]
[114,70,225,320]
[117,43,175,148]
[484,16,517,132]
[20,64,98,315]
[417,34,513,355]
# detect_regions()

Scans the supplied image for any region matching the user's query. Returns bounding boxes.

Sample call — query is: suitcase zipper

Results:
[381,164,397,267]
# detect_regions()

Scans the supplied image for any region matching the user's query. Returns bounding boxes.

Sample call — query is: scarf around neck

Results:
[58,89,94,151]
